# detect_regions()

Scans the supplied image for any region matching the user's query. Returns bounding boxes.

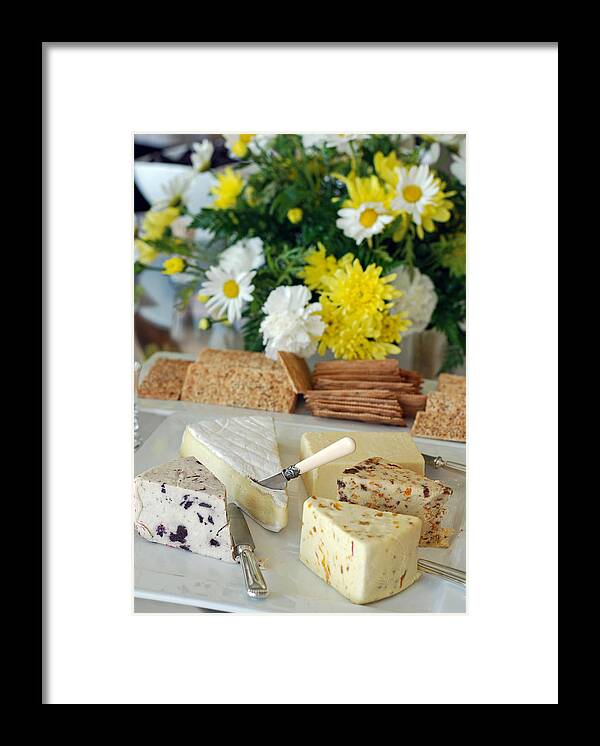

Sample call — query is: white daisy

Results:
[391,265,438,334]
[191,139,214,172]
[391,165,440,226]
[336,202,393,245]
[260,285,325,360]
[153,173,193,209]
[218,236,265,274]
[200,265,255,324]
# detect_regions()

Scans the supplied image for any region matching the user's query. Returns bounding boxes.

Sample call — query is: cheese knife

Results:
[250,436,356,491]
[422,453,466,473]
[417,558,466,586]
[228,502,269,599]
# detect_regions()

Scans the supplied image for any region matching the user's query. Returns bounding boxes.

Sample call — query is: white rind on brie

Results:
[180,416,288,532]
[134,456,235,562]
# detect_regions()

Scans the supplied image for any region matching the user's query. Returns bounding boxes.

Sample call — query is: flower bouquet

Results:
[134,134,466,370]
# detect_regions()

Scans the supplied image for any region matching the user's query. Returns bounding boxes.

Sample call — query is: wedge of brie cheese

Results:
[300,497,421,605]
[180,416,288,532]
[300,430,424,499]
[337,457,453,547]
[134,456,234,562]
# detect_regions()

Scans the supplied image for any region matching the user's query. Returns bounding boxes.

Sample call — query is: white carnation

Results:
[260,285,325,360]
[219,237,265,274]
[391,266,438,335]
[302,133,368,154]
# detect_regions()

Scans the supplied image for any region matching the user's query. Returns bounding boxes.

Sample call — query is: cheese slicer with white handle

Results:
[250,436,356,491]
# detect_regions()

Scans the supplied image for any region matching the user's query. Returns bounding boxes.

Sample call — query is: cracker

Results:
[313,373,404,383]
[181,363,296,413]
[426,391,466,418]
[314,378,418,392]
[309,407,406,427]
[314,359,399,374]
[278,351,313,394]
[438,373,465,387]
[137,358,192,400]
[305,389,398,401]
[196,348,280,371]
[307,400,404,416]
[411,411,466,442]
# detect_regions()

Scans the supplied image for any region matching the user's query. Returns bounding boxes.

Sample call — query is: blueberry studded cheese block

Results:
[299,497,421,605]
[180,416,288,532]
[134,456,235,562]
[300,430,424,500]
[337,457,453,548]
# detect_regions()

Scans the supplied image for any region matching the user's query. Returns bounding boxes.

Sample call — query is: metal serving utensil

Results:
[417,558,466,586]
[423,453,466,474]
[228,502,269,599]
[250,436,356,491]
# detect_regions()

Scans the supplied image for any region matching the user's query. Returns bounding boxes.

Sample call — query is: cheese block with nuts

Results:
[337,457,453,547]
[299,496,421,605]
[300,430,424,500]
[134,456,235,562]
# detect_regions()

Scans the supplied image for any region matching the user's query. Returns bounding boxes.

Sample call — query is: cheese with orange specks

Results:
[299,497,421,605]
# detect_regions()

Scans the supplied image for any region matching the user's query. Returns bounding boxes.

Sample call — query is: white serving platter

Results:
[134,405,466,613]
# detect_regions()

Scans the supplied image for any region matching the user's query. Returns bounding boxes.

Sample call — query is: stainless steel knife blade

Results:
[227,502,268,599]
[228,501,255,551]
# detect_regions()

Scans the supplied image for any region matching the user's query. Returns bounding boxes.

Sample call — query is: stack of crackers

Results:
[411,373,466,442]
[277,356,427,427]
[139,349,297,413]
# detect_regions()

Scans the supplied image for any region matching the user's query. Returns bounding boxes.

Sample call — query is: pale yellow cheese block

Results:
[300,430,424,499]
[299,497,421,605]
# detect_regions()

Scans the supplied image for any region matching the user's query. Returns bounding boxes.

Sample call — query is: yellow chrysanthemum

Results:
[162,256,186,275]
[340,173,391,209]
[141,207,180,240]
[417,180,456,239]
[135,238,159,265]
[317,258,409,360]
[297,243,353,291]
[373,151,401,190]
[210,167,245,210]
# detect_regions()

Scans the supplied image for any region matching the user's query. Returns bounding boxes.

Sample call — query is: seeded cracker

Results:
[137,358,192,400]
[181,363,297,413]
[196,347,280,370]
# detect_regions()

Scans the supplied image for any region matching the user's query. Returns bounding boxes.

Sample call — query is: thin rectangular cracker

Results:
[309,408,406,426]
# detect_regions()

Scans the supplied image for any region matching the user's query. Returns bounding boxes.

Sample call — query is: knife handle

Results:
[237,547,269,599]
[427,455,466,473]
[294,437,356,476]
[417,559,466,586]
